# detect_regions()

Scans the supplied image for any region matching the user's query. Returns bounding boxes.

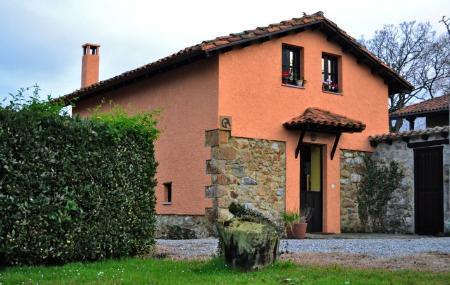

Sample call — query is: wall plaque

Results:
[219,116,232,130]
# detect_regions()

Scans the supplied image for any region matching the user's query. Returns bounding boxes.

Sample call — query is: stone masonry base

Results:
[155,215,214,239]
[205,129,286,227]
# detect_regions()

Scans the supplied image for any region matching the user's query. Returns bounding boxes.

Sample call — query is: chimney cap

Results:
[82,43,100,48]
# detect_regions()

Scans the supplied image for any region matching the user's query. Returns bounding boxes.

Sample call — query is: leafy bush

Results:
[357,157,404,232]
[281,211,300,233]
[0,88,158,265]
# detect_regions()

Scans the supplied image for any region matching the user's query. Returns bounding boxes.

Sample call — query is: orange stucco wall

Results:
[218,30,389,233]
[74,58,218,215]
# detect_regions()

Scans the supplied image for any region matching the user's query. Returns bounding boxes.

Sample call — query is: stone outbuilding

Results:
[340,126,449,235]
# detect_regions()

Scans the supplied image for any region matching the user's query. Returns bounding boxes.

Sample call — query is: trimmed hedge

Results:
[0,97,158,265]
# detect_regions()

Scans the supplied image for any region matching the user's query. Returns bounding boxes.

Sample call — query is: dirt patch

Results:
[280,252,450,272]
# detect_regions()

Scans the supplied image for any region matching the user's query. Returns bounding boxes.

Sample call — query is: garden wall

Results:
[339,150,368,232]
[155,215,213,239]
[340,126,450,234]
[340,149,414,233]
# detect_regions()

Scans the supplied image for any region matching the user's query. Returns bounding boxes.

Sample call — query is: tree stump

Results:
[217,219,279,271]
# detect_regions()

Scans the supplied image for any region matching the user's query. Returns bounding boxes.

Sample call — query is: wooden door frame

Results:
[299,143,324,232]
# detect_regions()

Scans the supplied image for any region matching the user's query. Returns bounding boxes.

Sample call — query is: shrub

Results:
[281,211,300,233]
[357,156,404,232]
[0,88,158,265]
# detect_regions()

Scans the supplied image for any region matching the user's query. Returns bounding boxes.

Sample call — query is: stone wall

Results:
[155,215,214,239]
[340,146,415,233]
[371,142,415,233]
[443,144,450,233]
[341,130,450,234]
[205,129,286,226]
[340,150,368,232]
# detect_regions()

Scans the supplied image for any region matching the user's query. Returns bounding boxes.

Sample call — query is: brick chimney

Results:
[81,43,100,88]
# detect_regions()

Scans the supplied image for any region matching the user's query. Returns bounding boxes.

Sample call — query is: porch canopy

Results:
[283,107,366,159]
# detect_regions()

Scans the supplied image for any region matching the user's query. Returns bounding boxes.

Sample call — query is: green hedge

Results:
[0,96,158,266]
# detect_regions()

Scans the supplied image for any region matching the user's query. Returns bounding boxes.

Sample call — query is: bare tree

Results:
[360,22,450,131]
[441,16,450,36]
[440,16,450,95]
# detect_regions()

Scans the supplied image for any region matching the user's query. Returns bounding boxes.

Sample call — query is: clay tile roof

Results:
[369,126,449,143]
[390,94,449,118]
[58,11,413,104]
[283,107,366,133]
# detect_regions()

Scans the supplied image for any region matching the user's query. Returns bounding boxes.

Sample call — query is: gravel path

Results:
[157,237,450,258]
[279,238,450,257]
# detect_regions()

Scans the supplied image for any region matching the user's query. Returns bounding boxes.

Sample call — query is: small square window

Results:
[322,54,340,93]
[163,182,172,204]
[282,45,304,87]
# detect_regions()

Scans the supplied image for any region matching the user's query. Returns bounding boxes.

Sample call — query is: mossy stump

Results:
[217,219,279,271]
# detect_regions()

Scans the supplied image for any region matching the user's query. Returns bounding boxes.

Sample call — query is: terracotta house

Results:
[61,12,413,237]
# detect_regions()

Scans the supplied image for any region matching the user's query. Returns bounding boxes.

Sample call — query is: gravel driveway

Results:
[279,238,450,257]
[156,237,450,271]
[157,237,450,258]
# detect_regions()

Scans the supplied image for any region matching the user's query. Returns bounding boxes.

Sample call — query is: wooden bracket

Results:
[421,134,429,141]
[407,139,449,148]
[370,140,378,147]
[330,132,342,160]
[295,130,305,159]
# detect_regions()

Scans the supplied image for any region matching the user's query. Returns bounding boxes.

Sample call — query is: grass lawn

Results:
[1,257,449,285]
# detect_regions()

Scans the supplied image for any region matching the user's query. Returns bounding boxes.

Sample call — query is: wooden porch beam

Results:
[330,132,342,160]
[407,139,449,148]
[295,130,306,158]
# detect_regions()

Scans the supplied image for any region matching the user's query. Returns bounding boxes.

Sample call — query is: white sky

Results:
[0,0,449,99]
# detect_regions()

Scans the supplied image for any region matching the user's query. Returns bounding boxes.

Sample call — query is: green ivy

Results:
[357,157,404,232]
[0,88,158,265]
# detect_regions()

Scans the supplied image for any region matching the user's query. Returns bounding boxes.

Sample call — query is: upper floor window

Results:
[322,54,339,92]
[282,45,304,87]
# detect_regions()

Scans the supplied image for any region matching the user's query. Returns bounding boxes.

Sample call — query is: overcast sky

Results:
[0,0,449,100]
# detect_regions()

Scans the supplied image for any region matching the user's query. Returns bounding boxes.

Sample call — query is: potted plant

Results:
[322,79,338,92]
[282,208,312,239]
[282,211,300,239]
[296,77,307,87]
[294,208,313,239]
[282,70,290,84]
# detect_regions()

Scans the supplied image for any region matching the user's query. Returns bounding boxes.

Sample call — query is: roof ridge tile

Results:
[59,12,413,102]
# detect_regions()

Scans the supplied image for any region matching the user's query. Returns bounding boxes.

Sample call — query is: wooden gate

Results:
[414,147,444,235]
